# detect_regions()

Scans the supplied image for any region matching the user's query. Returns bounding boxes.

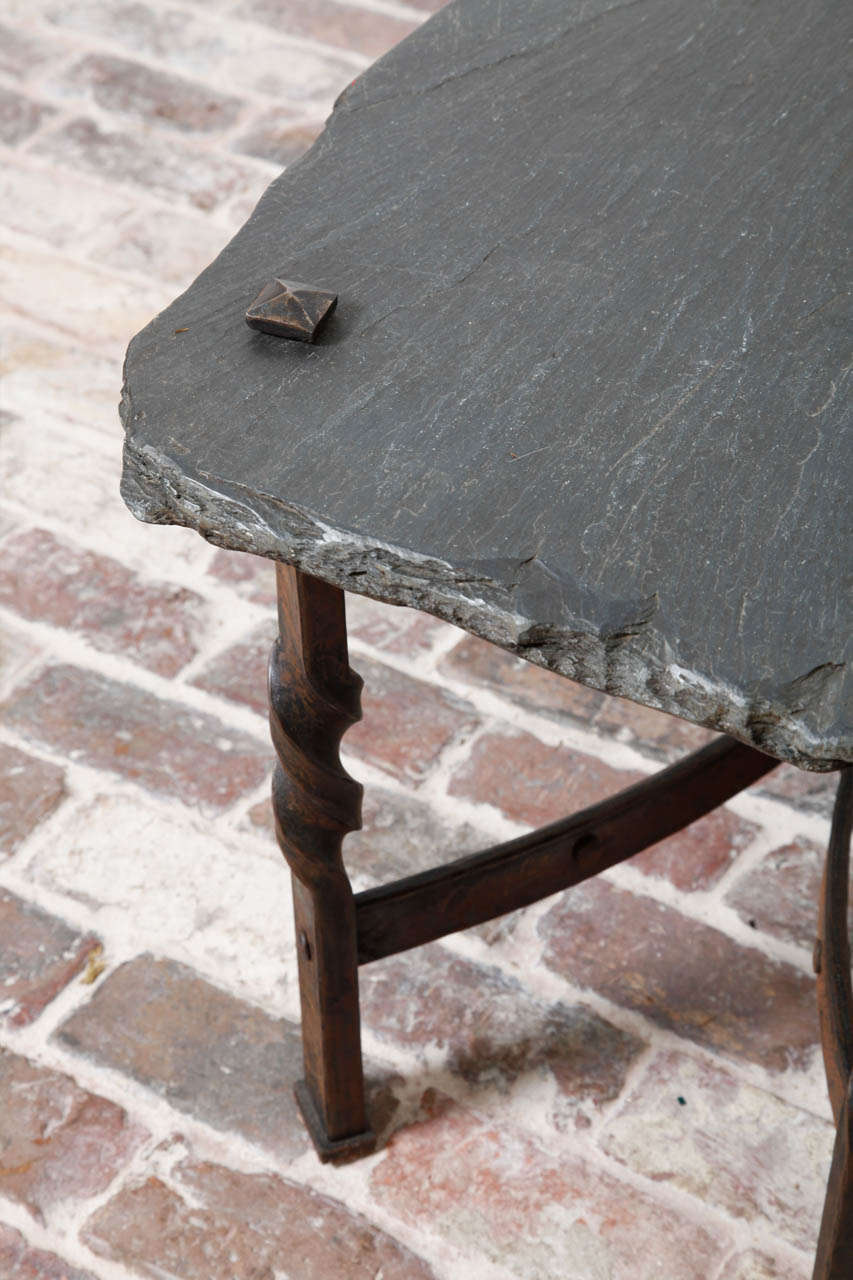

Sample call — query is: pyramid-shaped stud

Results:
[245,279,338,342]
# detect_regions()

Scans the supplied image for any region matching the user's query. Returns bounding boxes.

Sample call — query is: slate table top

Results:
[120,0,852,771]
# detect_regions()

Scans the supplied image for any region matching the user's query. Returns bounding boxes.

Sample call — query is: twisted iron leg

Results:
[269,563,375,1161]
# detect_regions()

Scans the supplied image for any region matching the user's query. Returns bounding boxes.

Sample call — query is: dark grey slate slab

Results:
[120,0,852,770]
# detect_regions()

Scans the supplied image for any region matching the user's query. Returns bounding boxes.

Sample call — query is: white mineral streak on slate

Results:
[120,0,852,770]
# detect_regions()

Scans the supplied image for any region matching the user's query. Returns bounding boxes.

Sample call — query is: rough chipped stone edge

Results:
[120,432,847,773]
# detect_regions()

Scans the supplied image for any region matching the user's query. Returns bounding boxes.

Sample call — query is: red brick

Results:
[729,1251,810,1280]
[371,1093,729,1279]
[55,53,244,132]
[0,889,99,1028]
[0,528,209,677]
[725,836,847,951]
[33,117,262,213]
[190,621,272,716]
[630,805,759,892]
[207,547,276,604]
[0,88,55,146]
[441,635,716,759]
[232,114,323,167]
[0,1222,100,1280]
[600,1049,832,1252]
[1,665,270,811]
[361,943,644,1121]
[538,878,818,1070]
[757,763,838,817]
[448,726,640,827]
[348,656,480,783]
[83,1156,437,1279]
[0,1048,146,1223]
[56,955,395,1159]
[0,743,66,856]
[238,0,418,58]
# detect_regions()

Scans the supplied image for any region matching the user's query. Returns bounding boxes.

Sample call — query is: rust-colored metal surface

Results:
[269,563,375,1160]
[245,278,338,342]
[813,769,853,1279]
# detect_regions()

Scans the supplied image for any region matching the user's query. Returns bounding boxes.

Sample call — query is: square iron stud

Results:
[245,278,338,342]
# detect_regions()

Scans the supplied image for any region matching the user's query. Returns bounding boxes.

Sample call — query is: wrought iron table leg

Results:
[814,768,853,1279]
[269,564,375,1160]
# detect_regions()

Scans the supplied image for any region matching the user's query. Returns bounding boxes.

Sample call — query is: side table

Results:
[119,0,852,1273]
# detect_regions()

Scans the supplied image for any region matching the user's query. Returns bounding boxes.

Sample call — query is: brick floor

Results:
[0,744,66,856]
[0,2,840,1278]
[0,1048,146,1222]
[2,665,270,810]
[0,889,98,1029]
[370,1091,731,1279]
[538,878,819,1071]
[84,1155,438,1280]
[0,1222,100,1280]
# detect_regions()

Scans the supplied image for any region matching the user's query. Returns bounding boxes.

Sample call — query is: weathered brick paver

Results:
[449,726,641,826]
[0,528,211,676]
[360,942,645,1115]
[0,744,66,856]
[55,954,312,1160]
[630,804,759,892]
[600,1049,833,1251]
[33,117,263,213]
[0,1049,146,1222]
[343,654,482,783]
[371,1092,730,1279]
[0,0,838,1275]
[2,665,270,810]
[0,890,99,1028]
[0,20,60,79]
[726,836,842,950]
[83,1157,438,1279]
[56,955,397,1158]
[0,1223,100,1280]
[538,877,819,1070]
[189,619,274,715]
[207,547,277,604]
[52,53,246,132]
